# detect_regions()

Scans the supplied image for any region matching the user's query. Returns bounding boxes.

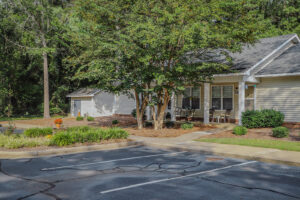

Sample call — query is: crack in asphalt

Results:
[201,177,300,200]
[0,161,61,200]
[0,158,203,200]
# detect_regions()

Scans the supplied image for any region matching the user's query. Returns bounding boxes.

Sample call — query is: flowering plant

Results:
[54,118,63,124]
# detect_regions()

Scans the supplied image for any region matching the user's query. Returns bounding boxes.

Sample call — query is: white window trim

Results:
[182,86,201,110]
[210,84,234,111]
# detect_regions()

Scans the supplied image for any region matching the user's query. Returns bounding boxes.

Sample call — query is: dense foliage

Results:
[0,0,299,127]
[272,126,289,138]
[50,126,129,146]
[233,126,248,135]
[24,127,53,137]
[242,109,284,128]
[181,123,194,130]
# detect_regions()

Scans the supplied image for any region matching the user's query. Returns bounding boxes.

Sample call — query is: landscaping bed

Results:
[0,126,129,150]
[126,123,216,137]
[0,115,136,129]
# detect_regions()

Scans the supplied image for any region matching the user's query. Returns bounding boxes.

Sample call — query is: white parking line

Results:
[41,151,187,171]
[100,161,257,194]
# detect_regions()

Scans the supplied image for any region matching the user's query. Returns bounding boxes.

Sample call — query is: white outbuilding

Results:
[67,88,136,117]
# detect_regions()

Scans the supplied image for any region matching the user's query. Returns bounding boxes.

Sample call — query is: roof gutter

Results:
[255,72,300,78]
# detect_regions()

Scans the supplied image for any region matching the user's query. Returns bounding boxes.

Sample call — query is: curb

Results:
[138,141,300,167]
[0,141,143,159]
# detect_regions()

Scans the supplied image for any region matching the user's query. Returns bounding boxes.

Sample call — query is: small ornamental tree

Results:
[71,0,263,129]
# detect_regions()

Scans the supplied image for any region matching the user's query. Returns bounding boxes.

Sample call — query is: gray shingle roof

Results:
[66,88,101,97]
[255,43,300,76]
[230,34,297,73]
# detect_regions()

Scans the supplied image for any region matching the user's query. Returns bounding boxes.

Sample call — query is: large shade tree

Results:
[71,0,265,130]
[1,0,68,118]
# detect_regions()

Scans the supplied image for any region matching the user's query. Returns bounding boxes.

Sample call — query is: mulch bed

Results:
[199,128,300,142]
[0,139,129,152]
[0,115,137,128]
[126,124,216,138]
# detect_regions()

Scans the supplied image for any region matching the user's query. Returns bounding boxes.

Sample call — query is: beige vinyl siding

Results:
[256,77,300,122]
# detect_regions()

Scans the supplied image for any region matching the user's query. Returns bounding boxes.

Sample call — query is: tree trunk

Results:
[43,52,50,118]
[153,90,170,130]
[134,89,148,130]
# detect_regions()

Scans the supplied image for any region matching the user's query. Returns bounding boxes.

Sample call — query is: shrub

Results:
[112,120,119,125]
[87,116,95,121]
[131,109,136,118]
[242,109,284,128]
[50,127,128,146]
[50,132,72,146]
[233,126,248,135]
[272,126,289,138]
[24,128,53,137]
[165,121,175,128]
[181,123,194,130]
[76,116,84,121]
[165,112,171,120]
[145,121,153,128]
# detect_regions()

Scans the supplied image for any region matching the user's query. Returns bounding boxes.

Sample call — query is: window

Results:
[212,85,233,110]
[182,87,200,109]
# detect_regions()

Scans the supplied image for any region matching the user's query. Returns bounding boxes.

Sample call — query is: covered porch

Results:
[147,75,258,125]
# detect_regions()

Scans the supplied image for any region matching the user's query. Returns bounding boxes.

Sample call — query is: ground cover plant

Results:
[24,127,53,137]
[50,126,129,146]
[87,116,95,121]
[0,126,128,149]
[76,116,84,121]
[0,134,50,149]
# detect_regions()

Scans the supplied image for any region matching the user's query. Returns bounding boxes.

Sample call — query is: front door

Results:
[74,100,81,116]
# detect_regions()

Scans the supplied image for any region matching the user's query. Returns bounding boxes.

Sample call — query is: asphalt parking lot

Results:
[1,146,300,200]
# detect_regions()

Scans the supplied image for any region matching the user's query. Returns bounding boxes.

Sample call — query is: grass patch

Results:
[0,134,50,149]
[196,138,300,152]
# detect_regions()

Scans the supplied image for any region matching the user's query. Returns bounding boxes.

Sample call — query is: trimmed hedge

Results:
[272,126,289,138]
[233,126,247,135]
[242,109,284,128]
[50,126,128,146]
[24,128,53,137]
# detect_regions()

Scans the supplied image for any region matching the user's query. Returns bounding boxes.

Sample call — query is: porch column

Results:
[238,81,245,125]
[203,83,210,124]
[171,92,176,121]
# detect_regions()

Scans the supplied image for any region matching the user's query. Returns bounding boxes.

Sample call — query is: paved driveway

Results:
[1,146,300,200]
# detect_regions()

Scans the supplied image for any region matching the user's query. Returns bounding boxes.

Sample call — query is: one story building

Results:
[67,34,300,124]
[66,88,135,117]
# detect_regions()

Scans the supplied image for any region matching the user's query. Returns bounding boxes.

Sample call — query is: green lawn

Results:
[196,138,300,152]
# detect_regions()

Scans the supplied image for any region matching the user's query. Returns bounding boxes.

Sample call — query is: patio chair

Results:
[209,108,215,122]
[225,109,232,123]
